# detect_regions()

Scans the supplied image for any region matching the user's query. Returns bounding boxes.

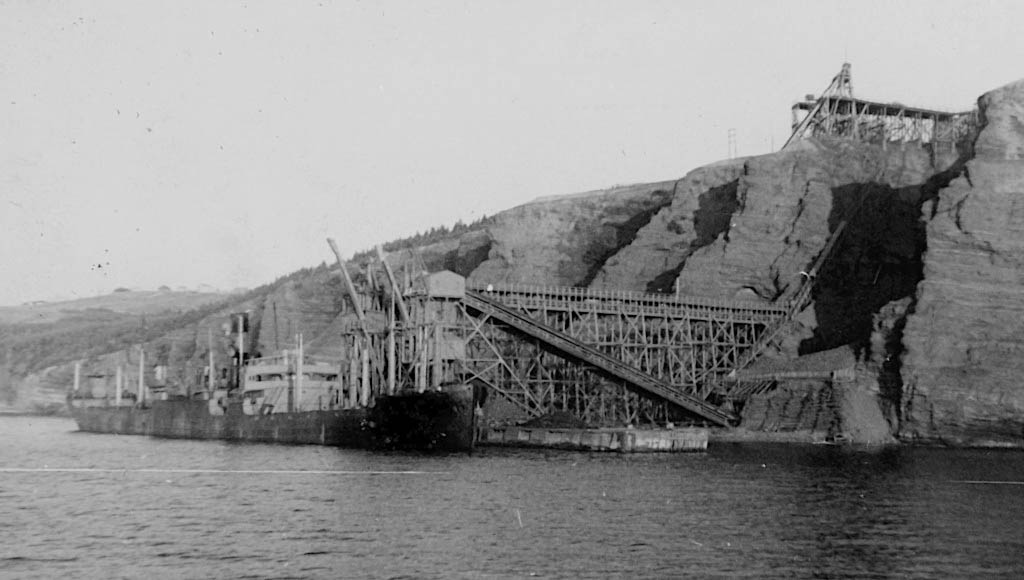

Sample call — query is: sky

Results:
[2,0,1022,305]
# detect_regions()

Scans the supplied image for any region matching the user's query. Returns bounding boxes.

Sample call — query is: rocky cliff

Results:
[592,140,950,320]
[589,160,745,292]
[468,182,676,287]
[901,79,1024,446]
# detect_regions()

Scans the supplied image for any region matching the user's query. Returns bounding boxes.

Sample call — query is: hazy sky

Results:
[2,0,1021,305]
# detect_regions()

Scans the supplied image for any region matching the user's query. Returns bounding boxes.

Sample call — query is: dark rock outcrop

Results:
[901,79,1024,446]
[677,140,941,304]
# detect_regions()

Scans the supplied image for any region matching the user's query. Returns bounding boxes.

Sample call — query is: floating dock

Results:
[481,426,708,452]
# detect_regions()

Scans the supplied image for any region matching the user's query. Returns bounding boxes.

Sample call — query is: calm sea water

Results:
[1,417,1022,580]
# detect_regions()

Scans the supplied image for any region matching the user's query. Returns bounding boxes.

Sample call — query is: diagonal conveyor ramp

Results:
[462,291,736,426]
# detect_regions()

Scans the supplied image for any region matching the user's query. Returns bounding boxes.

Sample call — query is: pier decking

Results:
[482,426,708,453]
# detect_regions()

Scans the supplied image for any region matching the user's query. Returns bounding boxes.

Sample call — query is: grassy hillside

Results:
[0,304,223,379]
[0,182,667,412]
[0,270,321,402]
[0,289,236,325]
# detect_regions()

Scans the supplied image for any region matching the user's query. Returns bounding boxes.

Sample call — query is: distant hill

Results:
[0,289,241,326]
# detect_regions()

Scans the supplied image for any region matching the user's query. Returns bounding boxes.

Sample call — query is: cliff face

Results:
[592,140,945,309]
[675,141,940,301]
[901,79,1024,446]
[591,160,745,292]
[468,183,675,287]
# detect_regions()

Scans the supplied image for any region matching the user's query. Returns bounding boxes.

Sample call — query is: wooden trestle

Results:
[461,291,737,426]
[337,268,800,428]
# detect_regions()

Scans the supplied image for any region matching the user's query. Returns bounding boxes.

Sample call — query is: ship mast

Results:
[236,314,245,390]
[207,328,214,392]
[295,333,303,411]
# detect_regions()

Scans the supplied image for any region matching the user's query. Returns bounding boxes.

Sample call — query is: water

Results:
[2,417,1023,580]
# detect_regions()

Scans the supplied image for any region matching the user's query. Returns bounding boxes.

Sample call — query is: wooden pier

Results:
[482,426,708,453]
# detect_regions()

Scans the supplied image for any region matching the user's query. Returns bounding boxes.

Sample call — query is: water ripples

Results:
[1,418,1023,578]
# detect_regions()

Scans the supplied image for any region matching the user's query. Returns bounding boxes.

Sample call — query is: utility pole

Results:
[273,301,280,351]
[207,329,215,392]
[138,346,145,404]
[295,333,304,412]
[236,314,244,391]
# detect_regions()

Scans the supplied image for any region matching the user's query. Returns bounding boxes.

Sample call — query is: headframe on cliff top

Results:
[783,63,977,152]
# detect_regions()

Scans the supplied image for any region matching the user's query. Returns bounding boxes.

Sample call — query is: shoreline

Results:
[0,410,69,418]
[9,411,1022,451]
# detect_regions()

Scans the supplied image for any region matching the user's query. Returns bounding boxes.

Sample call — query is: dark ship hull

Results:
[68,386,474,452]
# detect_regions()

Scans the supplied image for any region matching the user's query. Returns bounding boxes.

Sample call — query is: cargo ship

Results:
[67,247,476,452]
[67,347,475,451]
[67,241,488,451]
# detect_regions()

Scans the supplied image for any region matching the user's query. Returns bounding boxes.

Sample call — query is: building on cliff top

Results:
[786,63,977,155]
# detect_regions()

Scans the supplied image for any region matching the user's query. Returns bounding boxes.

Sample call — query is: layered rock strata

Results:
[901,80,1024,446]
[590,160,745,292]
[674,140,941,303]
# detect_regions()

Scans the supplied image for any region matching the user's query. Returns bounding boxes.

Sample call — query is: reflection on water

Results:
[1,417,1022,579]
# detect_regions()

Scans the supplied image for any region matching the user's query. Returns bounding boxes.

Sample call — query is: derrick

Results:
[784,63,976,152]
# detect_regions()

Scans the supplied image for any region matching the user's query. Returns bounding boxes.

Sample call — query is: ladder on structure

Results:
[462,291,737,427]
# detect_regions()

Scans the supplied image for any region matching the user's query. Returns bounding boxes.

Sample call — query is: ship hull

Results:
[69,388,474,451]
